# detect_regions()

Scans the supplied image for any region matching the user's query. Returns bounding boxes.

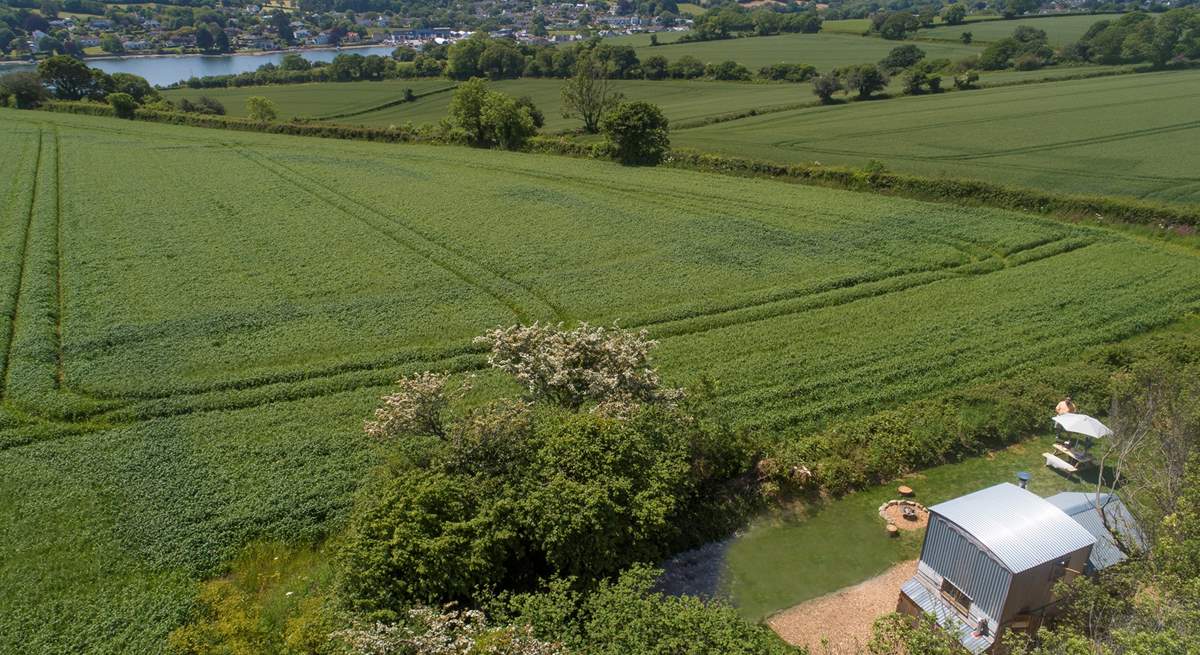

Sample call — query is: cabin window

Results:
[940,578,972,615]
[1050,557,1070,583]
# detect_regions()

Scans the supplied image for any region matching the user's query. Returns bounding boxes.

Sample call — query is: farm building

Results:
[1044,492,1145,574]
[897,483,1105,653]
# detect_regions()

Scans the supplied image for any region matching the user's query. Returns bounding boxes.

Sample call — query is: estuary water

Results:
[2,45,398,87]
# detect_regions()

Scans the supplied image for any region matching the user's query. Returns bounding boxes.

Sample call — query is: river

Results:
[2,45,399,88]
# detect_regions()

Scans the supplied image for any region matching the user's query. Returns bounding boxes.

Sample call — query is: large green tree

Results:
[37,54,92,100]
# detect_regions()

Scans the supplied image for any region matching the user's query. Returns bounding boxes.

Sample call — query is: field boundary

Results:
[32,100,1200,228]
[307,83,459,122]
[0,129,42,400]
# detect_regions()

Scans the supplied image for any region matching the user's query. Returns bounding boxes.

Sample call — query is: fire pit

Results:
[878,499,929,532]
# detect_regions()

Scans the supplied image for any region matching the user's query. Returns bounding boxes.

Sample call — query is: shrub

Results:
[333,608,566,655]
[705,60,752,81]
[449,78,538,149]
[667,55,705,79]
[337,469,516,612]
[880,44,926,73]
[1014,53,1044,70]
[953,70,980,90]
[0,71,48,108]
[837,64,889,99]
[597,100,670,167]
[495,566,795,655]
[812,73,843,103]
[758,63,817,82]
[245,95,278,121]
[106,92,136,118]
[364,371,470,440]
[476,322,681,406]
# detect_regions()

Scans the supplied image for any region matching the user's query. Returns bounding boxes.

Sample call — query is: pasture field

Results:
[674,69,1200,205]
[322,78,814,131]
[160,78,455,120]
[596,30,691,47]
[917,13,1125,45]
[634,32,982,70]
[2,109,1200,652]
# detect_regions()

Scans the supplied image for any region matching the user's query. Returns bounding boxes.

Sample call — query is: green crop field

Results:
[2,109,1200,652]
[917,13,1126,45]
[635,32,982,70]
[597,29,691,47]
[674,69,1200,205]
[313,78,813,131]
[161,78,456,120]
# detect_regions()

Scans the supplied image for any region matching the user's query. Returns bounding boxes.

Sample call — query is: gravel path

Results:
[767,559,918,654]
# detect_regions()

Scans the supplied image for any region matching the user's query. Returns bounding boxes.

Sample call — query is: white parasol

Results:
[1052,413,1113,439]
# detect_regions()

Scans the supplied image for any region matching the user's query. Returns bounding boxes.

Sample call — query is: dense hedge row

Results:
[666,150,1200,227]
[762,326,1200,496]
[42,101,432,143]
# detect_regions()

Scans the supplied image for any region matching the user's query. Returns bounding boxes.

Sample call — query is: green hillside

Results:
[674,69,1200,205]
[2,108,1199,652]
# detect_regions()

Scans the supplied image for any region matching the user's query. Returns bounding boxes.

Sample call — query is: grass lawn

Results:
[918,13,1126,46]
[160,79,455,120]
[674,69,1200,205]
[636,32,981,70]
[724,434,1091,620]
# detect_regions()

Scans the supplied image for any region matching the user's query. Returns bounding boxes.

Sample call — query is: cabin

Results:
[1044,492,1144,574]
[897,483,1097,653]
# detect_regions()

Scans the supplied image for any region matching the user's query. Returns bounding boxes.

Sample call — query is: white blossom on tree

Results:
[364,371,471,440]
[332,608,566,655]
[474,322,683,411]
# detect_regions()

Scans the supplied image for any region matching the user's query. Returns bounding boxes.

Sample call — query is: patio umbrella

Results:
[1052,413,1113,439]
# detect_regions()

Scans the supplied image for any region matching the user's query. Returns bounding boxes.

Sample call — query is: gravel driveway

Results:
[766,559,918,654]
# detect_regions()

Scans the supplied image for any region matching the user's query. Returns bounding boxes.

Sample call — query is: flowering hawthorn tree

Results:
[364,371,471,439]
[333,608,565,655]
[474,322,683,412]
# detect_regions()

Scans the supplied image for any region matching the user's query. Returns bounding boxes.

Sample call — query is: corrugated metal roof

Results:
[920,515,1011,621]
[901,576,995,655]
[1045,492,1144,571]
[930,483,1096,573]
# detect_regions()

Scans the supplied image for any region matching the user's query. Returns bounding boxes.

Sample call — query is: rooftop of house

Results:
[929,483,1097,573]
[1045,491,1145,572]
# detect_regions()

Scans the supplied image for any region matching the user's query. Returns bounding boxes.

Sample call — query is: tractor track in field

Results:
[234,147,559,325]
[33,235,1093,428]
[52,128,65,390]
[254,149,569,322]
[0,129,43,401]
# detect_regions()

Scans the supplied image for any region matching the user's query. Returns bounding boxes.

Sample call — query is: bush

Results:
[245,95,278,121]
[837,64,889,99]
[476,322,681,407]
[880,44,926,73]
[758,63,817,82]
[106,92,136,118]
[705,60,751,81]
[812,73,843,103]
[0,71,48,108]
[953,70,980,90]
[448,78,538,149]
[597,101,671,166]
[494,566,796,655]
[1013,53,1044,70]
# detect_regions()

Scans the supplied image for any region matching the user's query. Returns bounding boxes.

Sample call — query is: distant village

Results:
[1,0,694,61]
